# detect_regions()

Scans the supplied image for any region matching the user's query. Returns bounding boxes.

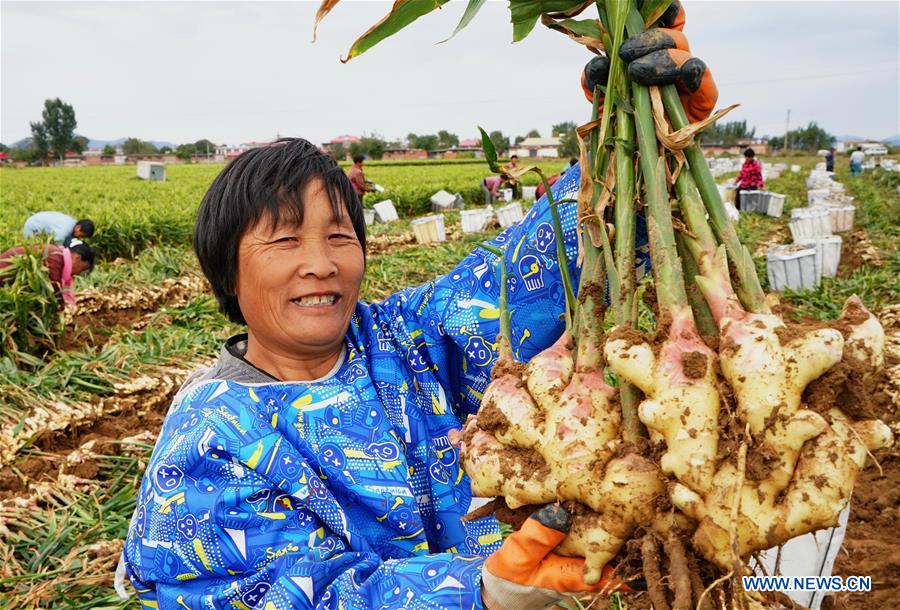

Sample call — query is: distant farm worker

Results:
[500,154,520,199]
[535,158,579,200]
[481,174,503,204]
[825,147,836,172]
[850,146,865,176]
[23,211,95,248]
[0,241,95,309]
[346,153,372,199]
[121,3,718,608]
[734,148,764,210]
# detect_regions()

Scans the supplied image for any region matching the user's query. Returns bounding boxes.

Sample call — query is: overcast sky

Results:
[2,1,898,146]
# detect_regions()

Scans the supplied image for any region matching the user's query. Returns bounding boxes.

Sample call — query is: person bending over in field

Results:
[22,211,95,248]
[0,241,96,309]
[121,5,717,607]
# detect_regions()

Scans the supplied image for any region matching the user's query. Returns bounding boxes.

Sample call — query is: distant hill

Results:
[835,135,864,142]
[87,137,176,150]
[6,136,175,150]
[881,134,900,146]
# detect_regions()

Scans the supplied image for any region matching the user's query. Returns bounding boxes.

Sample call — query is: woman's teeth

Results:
[294,295,336,307]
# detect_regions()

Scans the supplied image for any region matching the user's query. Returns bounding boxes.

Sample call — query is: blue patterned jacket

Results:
[122,165,649,609]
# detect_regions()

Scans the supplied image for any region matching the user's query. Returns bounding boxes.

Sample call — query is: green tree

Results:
[526,128,541,138]
[328,142,348,162]
[194,139,216,157]
[0,143,7,153]
[349,135,387,160]
[10,146,41,164]
[159,146,173,154]
[552,121,576,136]
[175,143,196,160]
[437,130,459,149]
[552,121,579,158]
[123,137,158,156]
[406,133,439,151]
[699,120,756,146]
[29,124,50,164]
[71,135,90,154]
[30,98,78,161]
[102,144,117,156]
[769,122,835,153]
[490,130,509,155]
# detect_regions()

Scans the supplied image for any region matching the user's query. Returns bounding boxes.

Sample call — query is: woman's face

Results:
[235,180,365,360]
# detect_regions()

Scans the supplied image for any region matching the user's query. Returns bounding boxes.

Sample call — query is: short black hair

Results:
[352,154,366,164]
[743,148,755,158]
[194,137,367,324]
[510,154,518,160]
[568,158,578,166]
[69,242,96,269]
[75,219,95,237]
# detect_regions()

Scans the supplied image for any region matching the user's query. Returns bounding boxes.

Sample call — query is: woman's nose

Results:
[296,239,338,278]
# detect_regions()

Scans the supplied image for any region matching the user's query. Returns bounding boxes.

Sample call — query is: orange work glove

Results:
[581,0,718,123]
[480,505,637,610]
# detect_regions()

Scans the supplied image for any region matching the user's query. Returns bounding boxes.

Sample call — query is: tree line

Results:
[2,99,842,165]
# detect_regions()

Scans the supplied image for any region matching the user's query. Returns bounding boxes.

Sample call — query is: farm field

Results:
[0,157,897,608]
[0,159,568,259]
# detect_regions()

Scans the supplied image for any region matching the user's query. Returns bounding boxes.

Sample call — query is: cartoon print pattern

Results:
[123,164,649,608]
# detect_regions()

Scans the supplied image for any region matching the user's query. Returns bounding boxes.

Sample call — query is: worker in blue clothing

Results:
[23,211,95,247]
[122,4,718,607]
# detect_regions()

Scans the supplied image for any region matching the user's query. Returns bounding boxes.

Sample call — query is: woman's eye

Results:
[330,233,355,240]
[273,236,297,243]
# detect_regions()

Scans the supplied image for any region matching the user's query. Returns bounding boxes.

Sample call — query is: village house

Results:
[509,136,561,159]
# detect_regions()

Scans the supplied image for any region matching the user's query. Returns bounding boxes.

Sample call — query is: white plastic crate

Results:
[807,189,832,205]
[522,186,537,201]
[496,202,524,228]
[790,164,801,173]
[765,192,786,218]
[718,184,737,204]
[823,204,855,233]
[796,236,842,279]
[137,161,165,181]
[410,214,446,244]
[740,191,769,214]
[500,188,513,202]
[430,190,464,211]
[789,207,833,240]
[363,209,376,226]
[460,208,493,234]
[373,200,399,223]
[767,244,820,291]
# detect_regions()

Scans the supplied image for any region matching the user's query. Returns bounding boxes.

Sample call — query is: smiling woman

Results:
[120,137,613,609]
[234,181,365,380]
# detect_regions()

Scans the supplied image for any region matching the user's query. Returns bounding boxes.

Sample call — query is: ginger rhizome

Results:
[456,2,892,606]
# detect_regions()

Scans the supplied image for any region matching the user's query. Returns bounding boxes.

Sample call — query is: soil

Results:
[837,230,883,279]
[827,304,900,609]
[61,307,146,351]
[681,350,708,380]
[61,275,210,351]
[0,372,177,499]
[476,397,511,435]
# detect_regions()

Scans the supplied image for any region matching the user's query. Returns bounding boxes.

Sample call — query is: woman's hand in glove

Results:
[581,0,718,122]
[480,505,635,610]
